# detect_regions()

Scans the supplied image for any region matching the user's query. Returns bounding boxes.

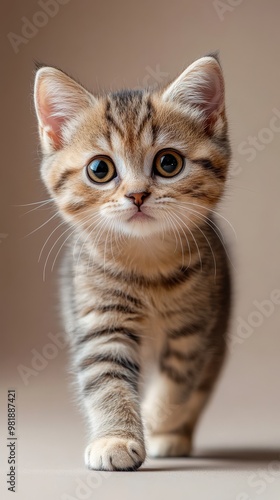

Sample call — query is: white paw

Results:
[148,433,191,458]
[85,437,146,471]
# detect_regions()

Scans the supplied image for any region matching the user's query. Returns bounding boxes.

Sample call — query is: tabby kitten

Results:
[34,55,231,471]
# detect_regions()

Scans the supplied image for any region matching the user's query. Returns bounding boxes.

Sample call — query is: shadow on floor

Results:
[196,448,280,461]
[141,448,280,472]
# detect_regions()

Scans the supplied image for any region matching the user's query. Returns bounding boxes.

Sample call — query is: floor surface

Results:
[1,352,280,500]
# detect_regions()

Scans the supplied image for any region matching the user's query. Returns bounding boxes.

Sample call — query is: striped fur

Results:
[34,56,231,471]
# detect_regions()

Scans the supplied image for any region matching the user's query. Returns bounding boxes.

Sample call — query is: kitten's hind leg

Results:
[143,352,225,458]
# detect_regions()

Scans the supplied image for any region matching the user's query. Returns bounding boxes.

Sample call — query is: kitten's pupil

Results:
[160,154,178,173]
[90,160,109,179]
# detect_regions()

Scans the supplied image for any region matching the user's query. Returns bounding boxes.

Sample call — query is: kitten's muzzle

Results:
[125,191,151,209]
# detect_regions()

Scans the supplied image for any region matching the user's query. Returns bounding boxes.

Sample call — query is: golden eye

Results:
[86,156,116,183]
[153,149,184,178]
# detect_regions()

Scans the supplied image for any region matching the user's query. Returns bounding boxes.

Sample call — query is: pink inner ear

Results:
[37,81,66,150]
[201,70,223,114]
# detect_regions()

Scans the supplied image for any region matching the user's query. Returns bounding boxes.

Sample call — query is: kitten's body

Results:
[34,56,231,470]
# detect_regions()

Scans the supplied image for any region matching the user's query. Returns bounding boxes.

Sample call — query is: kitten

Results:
[34,55,231,471]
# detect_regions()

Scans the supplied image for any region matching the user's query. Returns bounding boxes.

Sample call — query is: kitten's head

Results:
[34,56,230,239]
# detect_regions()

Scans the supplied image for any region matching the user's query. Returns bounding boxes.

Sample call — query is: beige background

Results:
[1,0,280,499]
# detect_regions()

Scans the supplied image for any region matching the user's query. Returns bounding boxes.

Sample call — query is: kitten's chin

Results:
[120,215,163,238]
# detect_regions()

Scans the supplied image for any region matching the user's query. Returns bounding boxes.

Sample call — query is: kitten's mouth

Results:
[128,210,153,222]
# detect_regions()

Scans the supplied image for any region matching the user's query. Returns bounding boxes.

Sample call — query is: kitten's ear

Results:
[162,56,225,131]
[34,67,95,152]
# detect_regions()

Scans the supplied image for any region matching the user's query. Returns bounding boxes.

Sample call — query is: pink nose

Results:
[125,191,150,207]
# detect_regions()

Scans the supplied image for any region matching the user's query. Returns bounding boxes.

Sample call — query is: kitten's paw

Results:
[148,433,191,458]
[85,437,146,471]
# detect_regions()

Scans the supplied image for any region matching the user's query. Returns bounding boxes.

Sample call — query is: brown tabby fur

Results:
[34,55,231,471]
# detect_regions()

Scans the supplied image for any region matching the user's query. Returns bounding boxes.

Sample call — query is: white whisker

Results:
[43,225,72,281]
[174,200,237,240]
[162,212,178,253]
[21,199,54,216]
[15,199,53,207]
[84,217,106,276]
[24,211,58,238]
[184,213,217,278]
[175,205,236,271]
[169,210,201,271]
[75,214,104,270]
[164,210,185,267]
[38,218,65,262]
[43,211,95,281]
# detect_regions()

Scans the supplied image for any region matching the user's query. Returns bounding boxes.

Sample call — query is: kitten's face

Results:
[34,57,230,240]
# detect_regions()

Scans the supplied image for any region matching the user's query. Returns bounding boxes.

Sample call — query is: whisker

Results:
[164,210,185,268]
[103,219,113,272]
[75,214,104,270]
[43,225,73,281]
[174,201,237,240]
[84,217,105,275]
[109,223,117,262]
[176,205,236,271]
[167,205,217,277]
[72,213,96,258]
[174,202,225,243]
[38,218,65,262]
[185,214,217,278]
[24,212,58,238]
[114,223,124,254]
[43,211,95,280]
[21,199,54,217]
[162,212,178,253]
[50,230,75,273]
[14,199,53,208]
[169,210,201,271]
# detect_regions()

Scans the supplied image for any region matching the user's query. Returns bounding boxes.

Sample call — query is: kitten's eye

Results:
[86,156,116,183]
[153,149,184,178]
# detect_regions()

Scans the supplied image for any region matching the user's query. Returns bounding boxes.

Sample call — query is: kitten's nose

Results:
[125,191,150,208]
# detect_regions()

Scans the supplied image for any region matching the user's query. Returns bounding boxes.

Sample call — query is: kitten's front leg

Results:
[74,324,145,471]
